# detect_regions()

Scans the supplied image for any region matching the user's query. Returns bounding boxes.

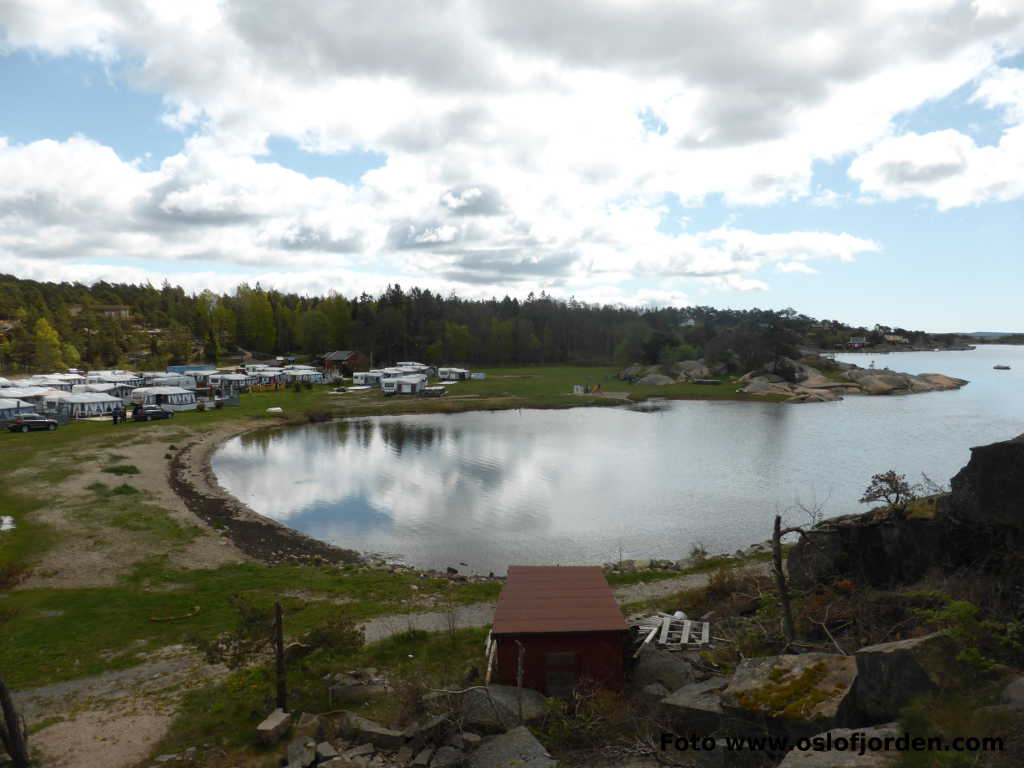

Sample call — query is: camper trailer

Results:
[396,375,427,394]
[438,367,470,381]
[353,370,384,387]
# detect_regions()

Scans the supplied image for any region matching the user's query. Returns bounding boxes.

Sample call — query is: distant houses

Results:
[320,350,369,376]
[90,304,131,320]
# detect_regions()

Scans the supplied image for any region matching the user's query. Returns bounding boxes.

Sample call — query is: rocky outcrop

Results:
[789,432,1024,588]
[720,654,859,740]
[853,633,963,722]
[943,433,1024,532]
[636,373,675,386]
[736,357,967,402]
[787,510,946,589]
[843,369,967,395]
[675,360,712,381]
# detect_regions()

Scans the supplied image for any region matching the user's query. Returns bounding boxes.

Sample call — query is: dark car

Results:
[7,413,59,433]
[132,405,173,422]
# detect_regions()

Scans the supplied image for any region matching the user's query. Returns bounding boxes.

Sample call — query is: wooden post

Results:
[274,601,287,712]
[773,515,796,649]
[515,640,525,723]
[0,677,29,768]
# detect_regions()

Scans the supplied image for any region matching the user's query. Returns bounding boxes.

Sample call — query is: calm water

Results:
[213,346,1024,574]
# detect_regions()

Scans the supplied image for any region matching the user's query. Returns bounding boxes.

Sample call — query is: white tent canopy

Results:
[129,386,198,410]
[45,392,121,417]
[0,398,33,420]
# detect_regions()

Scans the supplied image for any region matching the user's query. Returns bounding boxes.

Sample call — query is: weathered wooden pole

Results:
[0,676,29,768]
[515,640,525,724]
[773,515,797,650]
[274,601,287,712]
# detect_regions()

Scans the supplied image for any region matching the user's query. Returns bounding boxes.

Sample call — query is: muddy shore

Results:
[169,421,363,565]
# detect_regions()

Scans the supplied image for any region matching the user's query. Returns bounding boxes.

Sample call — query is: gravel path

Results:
[356,562,773,641]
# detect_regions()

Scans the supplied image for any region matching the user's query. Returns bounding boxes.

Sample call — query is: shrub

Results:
[102,464,140,476]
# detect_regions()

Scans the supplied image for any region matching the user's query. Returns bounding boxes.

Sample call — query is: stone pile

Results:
[257,684,556,768]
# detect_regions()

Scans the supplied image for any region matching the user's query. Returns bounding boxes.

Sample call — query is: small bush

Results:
[304,409,331,423]
[196,401,206,412]
[304,380,313,390]
[102,464,140,476]
[111,484,139,496]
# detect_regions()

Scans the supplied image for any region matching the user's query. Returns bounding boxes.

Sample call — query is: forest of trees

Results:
[0,274,966,374]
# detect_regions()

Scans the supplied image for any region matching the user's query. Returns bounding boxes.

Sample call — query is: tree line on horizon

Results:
[0,274,969,374]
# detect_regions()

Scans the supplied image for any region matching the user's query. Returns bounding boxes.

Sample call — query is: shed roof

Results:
[324,350,361,361]
[492,566,627,636]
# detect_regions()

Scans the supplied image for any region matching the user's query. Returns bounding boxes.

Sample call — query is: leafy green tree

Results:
[32,317,64,371]
[203,328,220,363]
[61,342,81,369]
[298,309,330,354]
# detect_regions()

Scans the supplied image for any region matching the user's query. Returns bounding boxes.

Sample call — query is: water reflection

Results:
[213,347,1024,574]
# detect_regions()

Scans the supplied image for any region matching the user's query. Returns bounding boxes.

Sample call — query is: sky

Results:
[1,1,1024,333]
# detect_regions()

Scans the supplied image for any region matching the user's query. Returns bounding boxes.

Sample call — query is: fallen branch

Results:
[148,605,201,622]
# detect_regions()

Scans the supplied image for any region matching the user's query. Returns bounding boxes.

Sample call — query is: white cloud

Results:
[2,0,1023,299]
[849,127,1024,209]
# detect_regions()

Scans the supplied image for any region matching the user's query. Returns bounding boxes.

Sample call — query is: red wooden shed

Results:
[488,566,628,697]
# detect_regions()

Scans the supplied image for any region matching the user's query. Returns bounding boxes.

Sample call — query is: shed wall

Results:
[492,631,625,695]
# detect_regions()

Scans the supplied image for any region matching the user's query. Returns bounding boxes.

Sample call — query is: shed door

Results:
[544,651,578,699]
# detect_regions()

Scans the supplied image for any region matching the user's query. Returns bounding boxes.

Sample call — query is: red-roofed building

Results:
[488,566,628,697]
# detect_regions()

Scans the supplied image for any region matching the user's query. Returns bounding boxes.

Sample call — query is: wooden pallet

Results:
[632,614,710,655]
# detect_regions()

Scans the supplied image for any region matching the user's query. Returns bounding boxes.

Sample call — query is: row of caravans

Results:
[0,366,284,419]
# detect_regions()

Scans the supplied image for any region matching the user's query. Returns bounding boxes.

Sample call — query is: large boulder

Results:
[843,370,913,395]
[636,373,675,386]
[676,360,712,381]
[721,654,859,739]
[338,712,405,749]
[460,685,547,733]
[466,726,556,767]
[660,677,730,734]
[775,723,901,767]
[741,377,795,396]
[633,647,697,691]
[853,632,965,722]
[766,357,809,384]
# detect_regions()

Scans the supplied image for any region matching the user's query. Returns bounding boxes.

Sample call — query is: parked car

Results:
[132,405,173,422]
[7,413,59,433]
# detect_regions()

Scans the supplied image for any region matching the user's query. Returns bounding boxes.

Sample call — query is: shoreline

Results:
[169,421,363,566]
[179,370,969,572]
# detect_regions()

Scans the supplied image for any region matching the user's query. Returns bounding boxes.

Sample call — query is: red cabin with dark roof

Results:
[489,566,628,697]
